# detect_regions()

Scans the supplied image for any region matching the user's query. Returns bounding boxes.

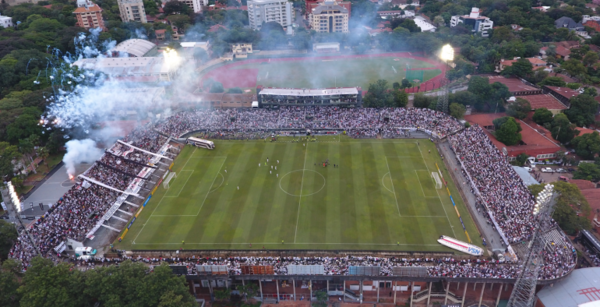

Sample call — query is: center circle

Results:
[279,169,326,197]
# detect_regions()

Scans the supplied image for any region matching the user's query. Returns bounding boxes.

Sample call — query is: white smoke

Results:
[63,139,103,176]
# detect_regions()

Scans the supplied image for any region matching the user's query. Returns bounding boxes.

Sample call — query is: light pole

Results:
[437,44,454,114]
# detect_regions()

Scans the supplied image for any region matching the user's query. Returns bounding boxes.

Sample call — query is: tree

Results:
[506,98,531,120]
[313,290,328,307]
[239,283,259,302]
[573,163,600,182]
[0,142,20,180]
[502,58,533,79]
[583,51,599,67]
[495,117,522,146]
[550,113,579,144]
[561,59,587,77]
[571,131,600,160]
[392,89,408,107]
[538,77,566,87]
[227,87,243,94]
[413,93,433,108]
[6,107,42,144]
[401,78,411,89]
[0,259,22,307]
[209,81,225,93]
[565,94,599,127]
[19,138,37,175]
[167,15,191,31]
[163,0,190,15]
[392,82,400,90]
[529,181,592,235]
[38,147,49,167]
[532,108,553,125]
[363,79,393,107]
[214,288,231,302]
[449,103,466,119]
[0,220,18,261]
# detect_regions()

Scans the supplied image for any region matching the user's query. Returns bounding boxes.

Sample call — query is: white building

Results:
[118,0,147,23]
[178,0,205,13]
[450,7,493,37]
[73,57,182,82]
[413,16,436,32]
[247,0,293,34]
[0,14,13,28]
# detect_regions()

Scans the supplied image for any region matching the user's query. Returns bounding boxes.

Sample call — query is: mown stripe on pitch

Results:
[244,144,280,243]
[340,142,358,245]
[390,144,417,217]
[352,142,374,244]
[365,142,391,244]
[325,142,341,246]
[381,142,407,244]
[308,142,328,245]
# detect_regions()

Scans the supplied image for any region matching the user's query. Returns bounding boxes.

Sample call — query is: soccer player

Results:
[276,174,279,178]
[277,160,279,164]
[259,163,261,167]
[270,171,272,174]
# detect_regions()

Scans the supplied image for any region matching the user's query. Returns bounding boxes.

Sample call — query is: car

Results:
[541,167,554,173]
[556,168,566,173]
[568,168,576,172]
[523,166,533,172]
[559,176,569,182]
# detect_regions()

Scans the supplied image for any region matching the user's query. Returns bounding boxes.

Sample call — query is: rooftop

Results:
[486,76,538,93]
[73,4,102,13]
[512,166,539,186]
[545,86,580,99]
[517,94,568,110]
[537,267,600,307]
[259,87,359,96]
[313,42,340,49]
[73,57,181,76]
[465,113,561,157]
[110,39,157,57]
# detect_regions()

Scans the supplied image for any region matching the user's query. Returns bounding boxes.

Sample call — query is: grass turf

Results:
[117,136,481,252]
[235,57,441,90]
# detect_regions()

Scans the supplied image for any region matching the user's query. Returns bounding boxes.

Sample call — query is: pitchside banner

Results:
[127,217,136,229]
[143,195,152,207]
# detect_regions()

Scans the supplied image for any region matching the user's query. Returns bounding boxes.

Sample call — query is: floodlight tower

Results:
[507,184,557,307]
[437,44,454,114]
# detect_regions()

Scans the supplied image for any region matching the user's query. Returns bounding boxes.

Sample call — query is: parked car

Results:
[556,168,566,173]
[559,176,569,182]
[541,168,554,173]
[568,168,576,172]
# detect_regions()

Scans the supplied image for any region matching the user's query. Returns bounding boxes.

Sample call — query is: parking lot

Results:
[529,165,575,184]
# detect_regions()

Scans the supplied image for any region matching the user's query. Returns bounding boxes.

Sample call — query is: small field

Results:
[118,136,481,252]
[200,53,444,91]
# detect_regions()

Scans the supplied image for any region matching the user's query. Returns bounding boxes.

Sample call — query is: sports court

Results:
[118,136,480,251]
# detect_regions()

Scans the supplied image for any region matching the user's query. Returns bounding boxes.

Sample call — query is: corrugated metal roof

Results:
[111,39,157,57]
[537,268,600,307]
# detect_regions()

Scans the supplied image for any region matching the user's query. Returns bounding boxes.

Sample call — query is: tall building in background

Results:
[309,0,349,33]
[73,0,106,31]
[0,14,13,28]
[247,0,293,33]
[178,0,204,13]
[450,7,493,37]
[305,0,350,19]
[118,0,148,23]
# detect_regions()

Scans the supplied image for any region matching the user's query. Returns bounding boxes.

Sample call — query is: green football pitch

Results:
[118,136,481,252]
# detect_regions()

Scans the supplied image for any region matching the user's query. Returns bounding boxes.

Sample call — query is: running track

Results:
[200,52,447,92]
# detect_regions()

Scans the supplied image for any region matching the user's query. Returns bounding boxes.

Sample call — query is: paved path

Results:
[437,140,506,254]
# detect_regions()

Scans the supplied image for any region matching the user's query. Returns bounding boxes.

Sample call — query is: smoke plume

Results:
[63,139,103,176]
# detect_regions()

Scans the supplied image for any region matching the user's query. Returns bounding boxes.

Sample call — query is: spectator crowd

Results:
[9,108,577,281]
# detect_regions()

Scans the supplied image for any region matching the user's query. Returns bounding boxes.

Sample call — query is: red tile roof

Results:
[465,113,562,158]
[576,127,597,135]
[517,94,568,110]
[155,29,166,34]
[545,86,580,99]
[486,75,539,93]
[570,179,597,190]
[585,20,600,32]
[208,24,228,32]
[73,4,102,13]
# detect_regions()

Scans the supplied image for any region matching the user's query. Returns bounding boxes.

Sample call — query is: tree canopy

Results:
[571,131,600,160]
[494,117,522,146]
[565,94,599,127]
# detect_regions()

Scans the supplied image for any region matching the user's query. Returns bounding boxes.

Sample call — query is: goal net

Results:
[163,172,177,189]
[431,172,442,190]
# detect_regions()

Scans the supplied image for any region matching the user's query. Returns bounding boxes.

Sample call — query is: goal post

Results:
[431,172,442,190]
[163,172,177,189]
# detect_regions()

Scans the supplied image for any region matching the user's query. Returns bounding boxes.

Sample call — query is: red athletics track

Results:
[199,52,447,92]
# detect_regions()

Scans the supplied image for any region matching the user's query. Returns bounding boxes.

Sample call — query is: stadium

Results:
[8,102,577,306]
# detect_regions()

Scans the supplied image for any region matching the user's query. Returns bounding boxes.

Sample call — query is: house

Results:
[510,24,523,31]
[73,0,106,31]
[540,41,577,60]
[0,14,12,28]
[531,6,550,12]
[313,42,340,53]
[497,57,547,72]
[486,75,542,96]
[555,16,584,31]
[413,15,436,32]
[220,52,233,61]
[449,7,493,37]
[584,20,600,32]
[231,43,253,58]
[155,29,166,40]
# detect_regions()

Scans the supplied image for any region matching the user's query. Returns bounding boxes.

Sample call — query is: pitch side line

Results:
[417,145,457,238]
[294,142,309,243]
[385,157,401,217]
[133,242,441,246]
[132,148,197,244]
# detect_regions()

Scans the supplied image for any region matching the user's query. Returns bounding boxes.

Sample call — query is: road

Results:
[294,8,307,29]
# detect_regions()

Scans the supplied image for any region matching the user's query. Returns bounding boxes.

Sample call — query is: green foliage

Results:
[392,89,408,108]
[566,83,581,90]
[215,288,232,301]
[239,283,259,302]
[449,103,466,119]
[209,81,225,93]
[539,77,566,87]
[573,163,600,182]
[228,87,243,94]
[565,94,599,127]
[571,132,600,160]
[413,93,433,109]
[502,58,533,79]
[506,98,531,120]
[0,259,22,307]
[467,76,510,112]
[449,91,478,107]
[529,181,592,235]
[312,290,328,307]
[532,108,554,125]
[0,142,21,179]
[363,79,394,107]
[495,117,522,146]
[163,0,191,15]
[0,220,18,261]
[550,113,579,144]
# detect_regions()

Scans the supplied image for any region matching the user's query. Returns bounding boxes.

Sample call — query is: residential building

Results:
[0,14,12,28]
[496,57,547,72]
[73,0,106,31]
[413,15,436,32]
[118,0,147,23]
[309,0,349,33]
[312,42,340,53]
[231,43,253,58]
[305,0,351,19]
[450,7,493,37]
[555,16,584,31]
[178,0,206,13]
[155,29,167,40]
[247,0,293,33]
[109,39,158,57]
[542,86,580,107]
[531,6,550,12]
[516,95,568,114]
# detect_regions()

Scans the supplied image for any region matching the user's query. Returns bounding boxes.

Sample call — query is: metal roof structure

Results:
[537,268,600,307]
[111,39,157,57]
[259,87,358,96]
[73,57,180,79]
[512,166,539,186]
